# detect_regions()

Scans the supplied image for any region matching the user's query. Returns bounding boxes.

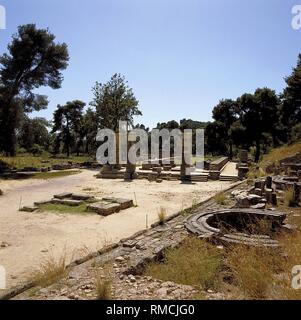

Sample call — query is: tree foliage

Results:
[52,100,85,157]
[90,74,141,131]
[0,24,69,156]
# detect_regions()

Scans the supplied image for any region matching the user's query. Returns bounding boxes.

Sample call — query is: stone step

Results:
[220,175,239,182]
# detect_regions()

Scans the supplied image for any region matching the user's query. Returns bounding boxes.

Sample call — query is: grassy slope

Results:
[260,142,301,171]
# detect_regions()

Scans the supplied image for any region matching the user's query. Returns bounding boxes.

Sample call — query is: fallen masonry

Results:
[20,192,134,216]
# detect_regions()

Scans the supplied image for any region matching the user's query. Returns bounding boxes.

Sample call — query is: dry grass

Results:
[158,207,167,225]
[224,227,301,300]
[94,265,113,300]
[144,237,222,290]
[225,245,281,299]
[246,165,266,180]
[259,142,301,172]
[31,253,68,288]
[214,193,228,206]
[275,230,301,299]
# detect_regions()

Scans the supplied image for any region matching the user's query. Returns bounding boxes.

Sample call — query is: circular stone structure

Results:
[184,209,287,247]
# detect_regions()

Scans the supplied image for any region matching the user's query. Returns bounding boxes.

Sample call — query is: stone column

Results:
[266,176,272,190]
[114,131,122,171]
[293,183,300,205]
[180,132,192,181]
[124,139,136,181]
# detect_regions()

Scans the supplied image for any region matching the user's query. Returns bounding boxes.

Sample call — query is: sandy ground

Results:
[0,169,234,290]
[221,162,238,176]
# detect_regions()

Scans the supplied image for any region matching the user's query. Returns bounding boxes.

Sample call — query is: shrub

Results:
[30,144,44,156]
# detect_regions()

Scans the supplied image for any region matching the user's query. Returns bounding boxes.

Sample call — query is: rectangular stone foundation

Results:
[87,202,121,216]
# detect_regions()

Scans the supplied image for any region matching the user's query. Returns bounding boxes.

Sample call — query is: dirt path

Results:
[0,170,234,290]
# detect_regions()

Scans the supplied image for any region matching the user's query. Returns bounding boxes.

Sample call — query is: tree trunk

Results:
[229,141,233,160]
[255,140,261,163]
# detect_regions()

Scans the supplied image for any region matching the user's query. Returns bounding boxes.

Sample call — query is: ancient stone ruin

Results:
[233,175,301,209]
[185,208,290,247]
[20,193,134,216]
[97,154,242,183]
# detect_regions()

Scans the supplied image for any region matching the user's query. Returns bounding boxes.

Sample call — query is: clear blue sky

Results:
[0,0,301,128]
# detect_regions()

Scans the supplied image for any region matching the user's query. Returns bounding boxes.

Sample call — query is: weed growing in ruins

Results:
[94,264,113,300]
[214,193,228,206]
[158,207,167,225]
[31,252,68,288]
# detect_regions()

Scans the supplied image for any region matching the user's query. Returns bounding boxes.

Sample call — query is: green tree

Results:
[81,107,98,154]
[212,99,238,159]
[52,100,85,157]
[90,74,142,131]
[18,116,51,152]
[281,54,301,141]
[238,88,279,162]
[205,121,228,156]
[0,24,69,156]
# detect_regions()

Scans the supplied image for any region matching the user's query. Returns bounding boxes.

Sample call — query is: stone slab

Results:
[102,197,134,210]
[20,206,39,213]
[53,192,73,200]
[71,194,94,201]
[51,199,83,206]
[87,202,121,216]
